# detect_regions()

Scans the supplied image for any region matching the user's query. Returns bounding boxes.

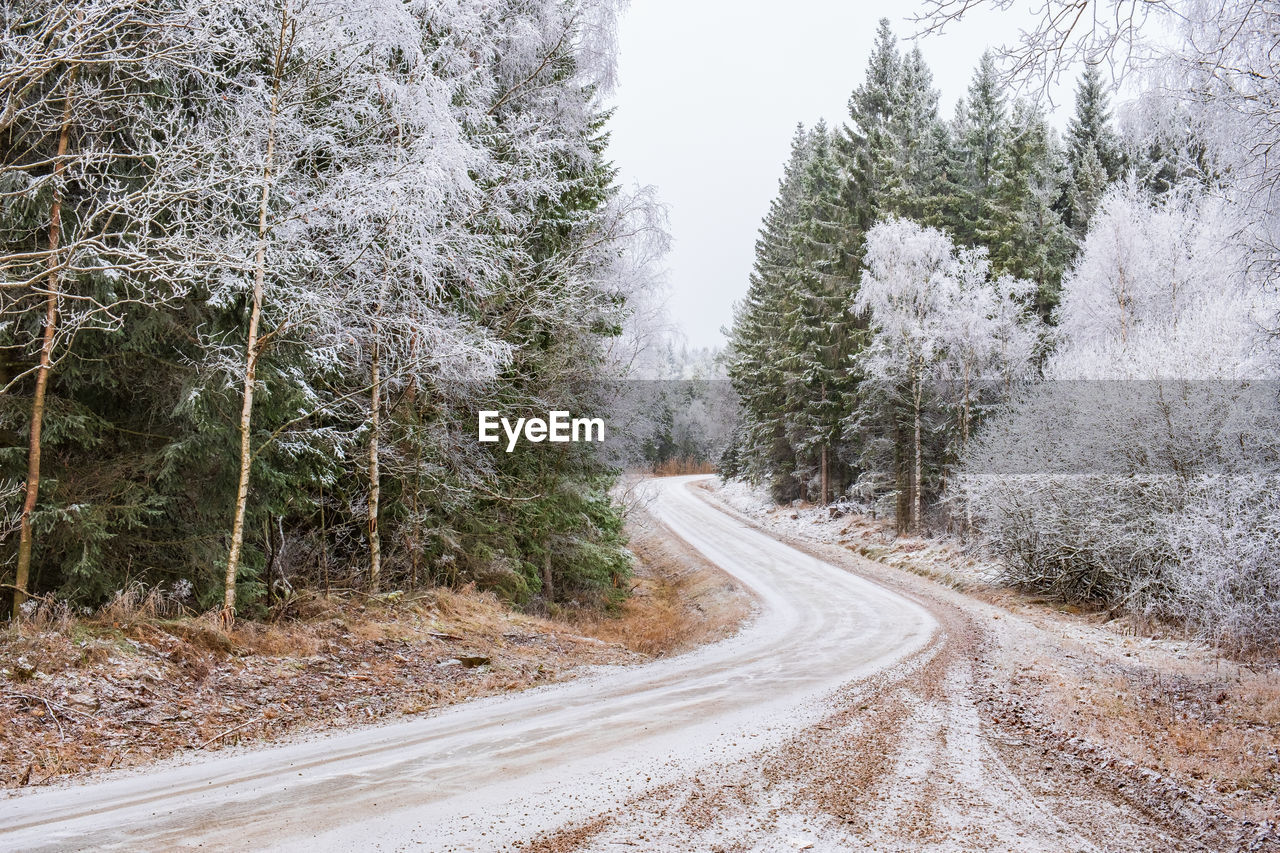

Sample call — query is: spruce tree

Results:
[1066,142,1110,239]
[841,19,900,236]
[779,123,859,503]
[992,101,1072,319]
[948,52,1006,247]
[727,126,812,500]
[840,24,949,231]
[882,47,950,225]
[1062,66,1123,235]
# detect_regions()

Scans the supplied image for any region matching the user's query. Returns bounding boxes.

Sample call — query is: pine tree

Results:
[779,123,859,503]
[991,101,1072,319]
[833,27,951,514]
[727,126,812,500]
[1062,66,1123,235]
[840,23,949,232]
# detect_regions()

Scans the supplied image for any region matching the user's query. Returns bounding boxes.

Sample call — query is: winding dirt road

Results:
[0,477,1234,851]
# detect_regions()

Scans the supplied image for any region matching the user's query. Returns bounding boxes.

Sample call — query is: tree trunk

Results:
[319,480,330,595]
[409,397,422,589]
[366,212,394,594]
[12,67,75,620]
[542,550,553,603]
[409,407,422,588]
[367,336,381,593]
[912,376,923,534]
[894,420,908,534]
[222,5,288,626]
[820,444,829,506]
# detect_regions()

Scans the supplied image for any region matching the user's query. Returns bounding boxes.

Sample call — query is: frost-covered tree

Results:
[0,0,226,616]
[1138,2,1280,292]
[956,181,1280,643]
[1,0,660,619]
[780,122,859,503]
[990,100,1072,318]
[948,52,1006,248]
[855,218,1040,532]
[199,0,481,622]
[412,0,646,606]
[727,126,812,500]
[881,47,950,226]
[1050,182,1270,378]
[840,19,900,234]
[730,26,1063,508]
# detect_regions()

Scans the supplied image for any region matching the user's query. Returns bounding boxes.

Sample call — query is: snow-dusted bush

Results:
[1160,475,1280,650]
[954,470,1178,603]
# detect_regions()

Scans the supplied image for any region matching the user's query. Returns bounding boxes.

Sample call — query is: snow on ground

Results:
[701,476,1280,834]
[709,477,1001,591]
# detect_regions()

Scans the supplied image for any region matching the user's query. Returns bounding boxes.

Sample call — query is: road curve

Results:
[0,476,936,851]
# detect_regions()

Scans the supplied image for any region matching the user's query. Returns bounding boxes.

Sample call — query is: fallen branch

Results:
[198,716,264,749]
[11,692,65,739]
[6,690,96,718]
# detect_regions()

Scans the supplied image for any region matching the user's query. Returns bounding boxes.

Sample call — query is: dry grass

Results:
[98,583,186,623]
[566,504,753,657]
[0,585,650,789]
[650,458,717,477]
[1011,653,1280,818]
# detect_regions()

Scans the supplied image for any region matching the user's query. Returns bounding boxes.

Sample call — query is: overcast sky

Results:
[606,1,1073,349]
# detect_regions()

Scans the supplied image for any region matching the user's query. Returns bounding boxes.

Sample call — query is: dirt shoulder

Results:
[0,497,752,792]
[699,479,1280,840]
[566,498,755,656]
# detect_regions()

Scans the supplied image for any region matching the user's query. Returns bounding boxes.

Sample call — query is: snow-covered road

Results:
[0,476,936,851]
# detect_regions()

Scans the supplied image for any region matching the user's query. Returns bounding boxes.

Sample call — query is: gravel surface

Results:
[2,476,1274,852]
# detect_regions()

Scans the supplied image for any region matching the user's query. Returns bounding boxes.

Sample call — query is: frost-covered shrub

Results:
[958,378,1280,641]
[1157,475,1280,650]
[954,471,1178,603]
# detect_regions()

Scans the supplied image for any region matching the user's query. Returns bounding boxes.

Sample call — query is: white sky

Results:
[606,1,1072,349]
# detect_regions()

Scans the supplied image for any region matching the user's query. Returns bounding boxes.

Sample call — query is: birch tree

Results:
[1,0,221,616]
[202,0,452,621]
[855,218,1039,532]
[286,0,505,594]
[856,220,957,532]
